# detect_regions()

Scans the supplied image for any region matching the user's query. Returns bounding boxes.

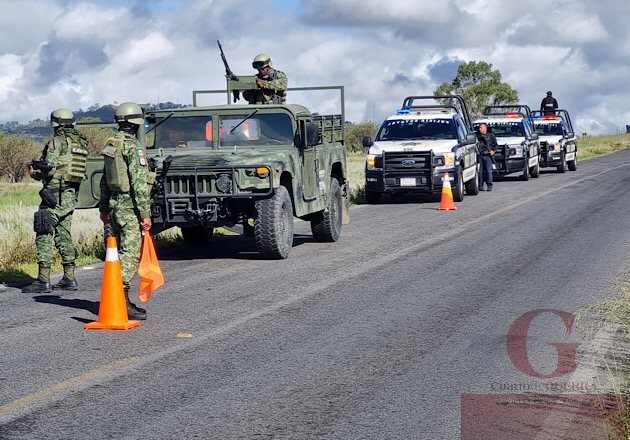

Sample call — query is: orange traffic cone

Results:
[85,236,141,330]
[437,172,457,211]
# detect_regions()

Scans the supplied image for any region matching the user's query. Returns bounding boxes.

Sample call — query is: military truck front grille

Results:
[166,175,218,196]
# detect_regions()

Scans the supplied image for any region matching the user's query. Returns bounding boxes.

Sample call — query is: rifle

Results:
[217,40,240,103]
[151,155,173,198]
[29,159,53,172]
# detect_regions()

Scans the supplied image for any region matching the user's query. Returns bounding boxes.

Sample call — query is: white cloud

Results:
[0,0,628,134]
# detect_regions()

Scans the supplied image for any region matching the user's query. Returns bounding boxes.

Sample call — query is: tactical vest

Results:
[50,131,89,183]
[101,136,131,193]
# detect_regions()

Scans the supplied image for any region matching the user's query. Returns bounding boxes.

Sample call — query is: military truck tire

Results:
[520,160,530,181]
[181,225,214,245]
[568,153,577,171]
[557,154,567,173]
[453,169,464,202]
[531,160,540,178]
[365,190,382,204]
[465,167,479,195]
[311,178,342,242]
[254,185,294,259]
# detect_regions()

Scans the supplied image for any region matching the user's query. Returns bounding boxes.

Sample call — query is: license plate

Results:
[400,177,416,187]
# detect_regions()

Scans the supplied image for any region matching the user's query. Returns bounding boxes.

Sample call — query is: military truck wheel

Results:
[311,178,342,242]
[254,185,294,259]
[557,154,567,173]
[568,153,577,171]
[520,160,530,181]
[365,190,382,204]
[181,225,214,245]
[465,167,479,195]
[531,160,540,178]
[452,169,464,202]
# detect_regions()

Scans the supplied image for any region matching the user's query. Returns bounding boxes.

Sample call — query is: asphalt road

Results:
[1,151,630,439]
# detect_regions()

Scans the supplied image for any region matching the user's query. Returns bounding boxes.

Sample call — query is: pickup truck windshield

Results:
[376,118,457,141]
[534,123,564,136]
[150,113,294,149]
[475,121,525,138]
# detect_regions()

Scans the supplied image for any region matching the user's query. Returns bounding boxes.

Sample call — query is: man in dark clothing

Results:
[477,123,497,191]
[540,91,558,115]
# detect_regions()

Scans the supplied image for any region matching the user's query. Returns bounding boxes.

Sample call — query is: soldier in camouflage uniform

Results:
[243,54,287,105]
[98,102,152,320]
[23,108,88,294]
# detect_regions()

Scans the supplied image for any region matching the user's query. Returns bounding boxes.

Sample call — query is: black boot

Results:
[124,287,147,320]
[53,264,78,291]
[22,266,52,293]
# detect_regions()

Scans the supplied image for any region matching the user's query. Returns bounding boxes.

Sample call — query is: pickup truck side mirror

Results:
[567,131,574,138]
[530,132,539,141]
[362,136,374,148]
[465,133,477,144]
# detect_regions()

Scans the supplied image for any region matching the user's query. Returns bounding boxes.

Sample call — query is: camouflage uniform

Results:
[99,132,152,290]
[245,68,288,105]
[23,127,88,293]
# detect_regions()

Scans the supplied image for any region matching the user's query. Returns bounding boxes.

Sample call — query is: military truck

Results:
[530,109,578,173]
[472,105,541,181]
[78,82,350,259]
[362,95,479,204]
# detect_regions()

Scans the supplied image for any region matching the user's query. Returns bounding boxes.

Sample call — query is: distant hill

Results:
[0,102,190,142]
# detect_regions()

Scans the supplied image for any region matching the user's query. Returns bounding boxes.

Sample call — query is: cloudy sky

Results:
[0,0,628,134]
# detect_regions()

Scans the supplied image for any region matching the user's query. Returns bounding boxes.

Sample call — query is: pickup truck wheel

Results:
[365,190,382,204]
[531,160,540,178]
[181,225,214,245]
[311,178,342,242]
[568,153,577,171]
[520,160,530,181]
[452,170,464,202]
[557,154,567,173]
[465,166,479,195]
[254,185,294,259]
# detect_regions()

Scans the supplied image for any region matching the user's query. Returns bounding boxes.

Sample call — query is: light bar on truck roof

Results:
[396,108,411,114]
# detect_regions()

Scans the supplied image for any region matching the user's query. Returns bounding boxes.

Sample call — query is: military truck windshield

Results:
[376,118,457,141]
[474,121,525,138]
[534,123,564,136]
[149,113,294,149]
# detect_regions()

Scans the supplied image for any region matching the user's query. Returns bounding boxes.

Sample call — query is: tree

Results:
[434,61,519,118]
[0,134,41,182]
[76,117,115,156]
[345,121,379,152]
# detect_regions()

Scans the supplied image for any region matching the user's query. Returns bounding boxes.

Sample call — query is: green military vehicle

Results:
[77,81,350,259]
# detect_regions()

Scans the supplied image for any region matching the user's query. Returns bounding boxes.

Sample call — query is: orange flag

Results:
[138,231,164,302]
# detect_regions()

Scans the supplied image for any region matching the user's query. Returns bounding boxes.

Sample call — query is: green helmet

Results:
[115,102,144,126]
[252,53,272,70]
[50,108,75,128]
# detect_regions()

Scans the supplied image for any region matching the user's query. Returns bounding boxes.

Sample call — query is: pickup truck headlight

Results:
[551,143,561,152]
[436,152,455,169]
[366,154,382,170]
[508,145,524,158]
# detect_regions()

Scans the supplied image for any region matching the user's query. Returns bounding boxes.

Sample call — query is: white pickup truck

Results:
[362,95,479,204]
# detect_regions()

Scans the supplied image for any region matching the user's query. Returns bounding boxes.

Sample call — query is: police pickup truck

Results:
[472,105,541,181]
[362,95,479,204]
[530,109,577,173]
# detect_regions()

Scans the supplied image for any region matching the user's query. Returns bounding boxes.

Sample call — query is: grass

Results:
[578,133,630,160]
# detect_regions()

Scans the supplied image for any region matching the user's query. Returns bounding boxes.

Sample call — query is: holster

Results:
[34,209,53,234]
[39,188,57,209]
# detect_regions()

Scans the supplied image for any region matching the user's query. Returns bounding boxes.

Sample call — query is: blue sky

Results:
[0,0,629,134]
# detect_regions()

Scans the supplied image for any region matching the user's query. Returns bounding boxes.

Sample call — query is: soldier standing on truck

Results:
[476,123,497,192]
[243,54,287,105]
[98,102,152,321]
[22,108,88,294]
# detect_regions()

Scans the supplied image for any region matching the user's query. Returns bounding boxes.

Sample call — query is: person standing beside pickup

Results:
[22,108,89,293]
[476,123,497,192]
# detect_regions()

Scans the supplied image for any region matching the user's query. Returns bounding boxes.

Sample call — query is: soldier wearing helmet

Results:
[23,108,89,294]
[242,53,287,105]
[540,91,558,115]
[98,102,152,320]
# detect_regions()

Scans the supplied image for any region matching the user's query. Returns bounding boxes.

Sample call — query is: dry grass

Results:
[579,133,630,160]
